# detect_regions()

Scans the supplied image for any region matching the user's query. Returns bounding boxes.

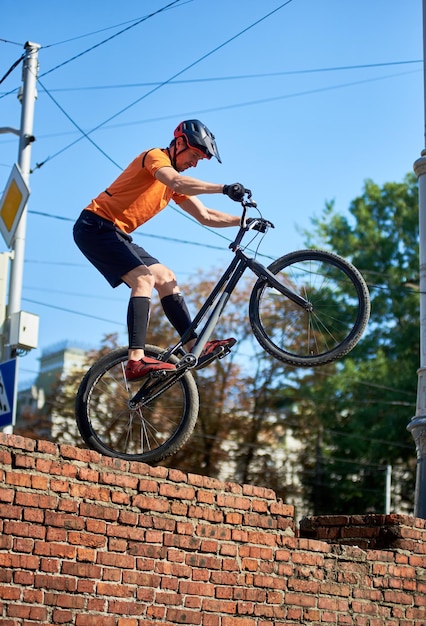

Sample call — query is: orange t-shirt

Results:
[84,148,190,233]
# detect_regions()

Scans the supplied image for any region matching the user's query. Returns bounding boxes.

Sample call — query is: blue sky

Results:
[0,0,423,387]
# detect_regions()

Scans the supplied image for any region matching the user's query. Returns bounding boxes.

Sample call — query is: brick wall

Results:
[0,432,425,626]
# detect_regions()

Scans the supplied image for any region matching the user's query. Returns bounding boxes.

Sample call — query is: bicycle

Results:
[75,190,370,464]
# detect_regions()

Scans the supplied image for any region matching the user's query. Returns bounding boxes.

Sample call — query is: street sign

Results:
[0,163,30,247]
[0,358,17,428]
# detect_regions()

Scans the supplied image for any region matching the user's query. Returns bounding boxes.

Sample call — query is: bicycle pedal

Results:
[151,368,176,379]
[218,346,232,360]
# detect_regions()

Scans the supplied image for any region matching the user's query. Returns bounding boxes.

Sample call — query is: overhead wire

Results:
[38,0,184,79]
[36,78,123,170]
[31,0,296,170]
[28,67,420,172]
[41,1,193,49]
[0,53,25,86]
[26,209,424,299]
[0,0,186,100]
[26,59,421,93]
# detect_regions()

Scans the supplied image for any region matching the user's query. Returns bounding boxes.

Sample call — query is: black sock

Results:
[161,293,197,340]
[127,296,150,350]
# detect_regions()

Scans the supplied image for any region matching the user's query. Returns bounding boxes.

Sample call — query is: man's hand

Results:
[223,183,246,202]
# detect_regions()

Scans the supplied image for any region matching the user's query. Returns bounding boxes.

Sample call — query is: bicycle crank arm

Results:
[128,369,186,409]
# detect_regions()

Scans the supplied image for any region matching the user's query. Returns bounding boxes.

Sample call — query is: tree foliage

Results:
[296,173,418,514]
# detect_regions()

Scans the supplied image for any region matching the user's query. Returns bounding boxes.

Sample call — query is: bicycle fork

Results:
[247,257,313,311]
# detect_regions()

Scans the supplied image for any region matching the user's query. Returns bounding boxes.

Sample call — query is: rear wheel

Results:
[75,345,199,463]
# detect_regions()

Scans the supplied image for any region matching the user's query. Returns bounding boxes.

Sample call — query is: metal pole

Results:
[407,0,426,519]
[6,41,39,358]
[385,465,392,515]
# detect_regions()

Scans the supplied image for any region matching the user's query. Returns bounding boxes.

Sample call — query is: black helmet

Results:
[174,119,222,163]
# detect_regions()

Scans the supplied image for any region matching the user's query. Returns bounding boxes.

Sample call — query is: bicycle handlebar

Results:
[229,190,274,251]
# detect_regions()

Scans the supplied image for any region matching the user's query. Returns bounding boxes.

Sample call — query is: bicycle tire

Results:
[75,344,199,463]
[249,249,370,367]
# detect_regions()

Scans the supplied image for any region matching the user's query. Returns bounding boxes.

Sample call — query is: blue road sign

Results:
[0,358,17,428]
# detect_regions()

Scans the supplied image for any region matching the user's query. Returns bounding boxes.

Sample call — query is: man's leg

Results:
[150,263,236,365]
[149,263,197,350]
[121,265,155,362]
[121,265,176,380]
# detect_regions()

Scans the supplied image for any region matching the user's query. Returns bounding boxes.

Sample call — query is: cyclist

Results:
[73,119,246,381]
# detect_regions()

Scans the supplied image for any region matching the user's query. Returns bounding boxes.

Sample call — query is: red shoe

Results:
[196,338,237,370]
[125,356,176,381]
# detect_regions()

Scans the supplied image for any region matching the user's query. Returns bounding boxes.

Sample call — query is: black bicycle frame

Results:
[170,245,311,361]
[129,223,312,407]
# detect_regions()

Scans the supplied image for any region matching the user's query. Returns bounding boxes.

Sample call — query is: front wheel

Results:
[249,249,370,367]
[75,345,199,463]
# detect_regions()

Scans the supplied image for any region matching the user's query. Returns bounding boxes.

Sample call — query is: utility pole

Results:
[0,41,40,433]
[407,0,426,519]
[6,41,40,358]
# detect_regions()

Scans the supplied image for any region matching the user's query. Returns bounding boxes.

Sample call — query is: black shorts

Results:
[73,210,159,288]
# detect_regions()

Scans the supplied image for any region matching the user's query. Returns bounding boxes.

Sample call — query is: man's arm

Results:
[179,196,241,228]
[155,165,223,196]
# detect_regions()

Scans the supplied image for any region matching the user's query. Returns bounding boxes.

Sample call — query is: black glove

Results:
[223,183,246,202]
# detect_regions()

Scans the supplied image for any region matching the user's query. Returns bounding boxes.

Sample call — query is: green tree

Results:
[296,173,419,514]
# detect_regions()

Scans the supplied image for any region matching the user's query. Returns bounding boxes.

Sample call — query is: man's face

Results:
[174,137,207,172]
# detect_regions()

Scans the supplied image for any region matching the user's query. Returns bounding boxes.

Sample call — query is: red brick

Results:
[76,616,115,626]
[216,494,251,510]
[168,468,188,483]
[0,487,14,503]
[4,471,31,487]
[0,585,21,600]
[70,483,111,501]
[49,479,69,493]
[132,494,169,512]
[97,552,135,569]
[36,439,57,454]
[1,433,35,452]
[52,609,73,624]
[31,474,49,490]
[96,582,135,597]
[61,561,102,579]
[159,483,195,500]
[79,502,119,522]
[34,540,76,559]
[3,520,45,539]
[44,510,85,529]
[77,466,99,482]
[68,531,107,548]
[166,607,203,624]
[0,504,21,520]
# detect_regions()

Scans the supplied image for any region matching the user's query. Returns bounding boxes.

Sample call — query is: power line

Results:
[27,209,236,252]
[32,0,296,169]
[0,0,187,100]
[23,297,122,326]
[0,38,22,46]
[1,59,420,100]
[0,54,24,85]
[41,1,193,49]
[39,0,184,78]
[25,209,424,297]
[37,78,123,170]
[26,59,422,93]
[29,67,419,172]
